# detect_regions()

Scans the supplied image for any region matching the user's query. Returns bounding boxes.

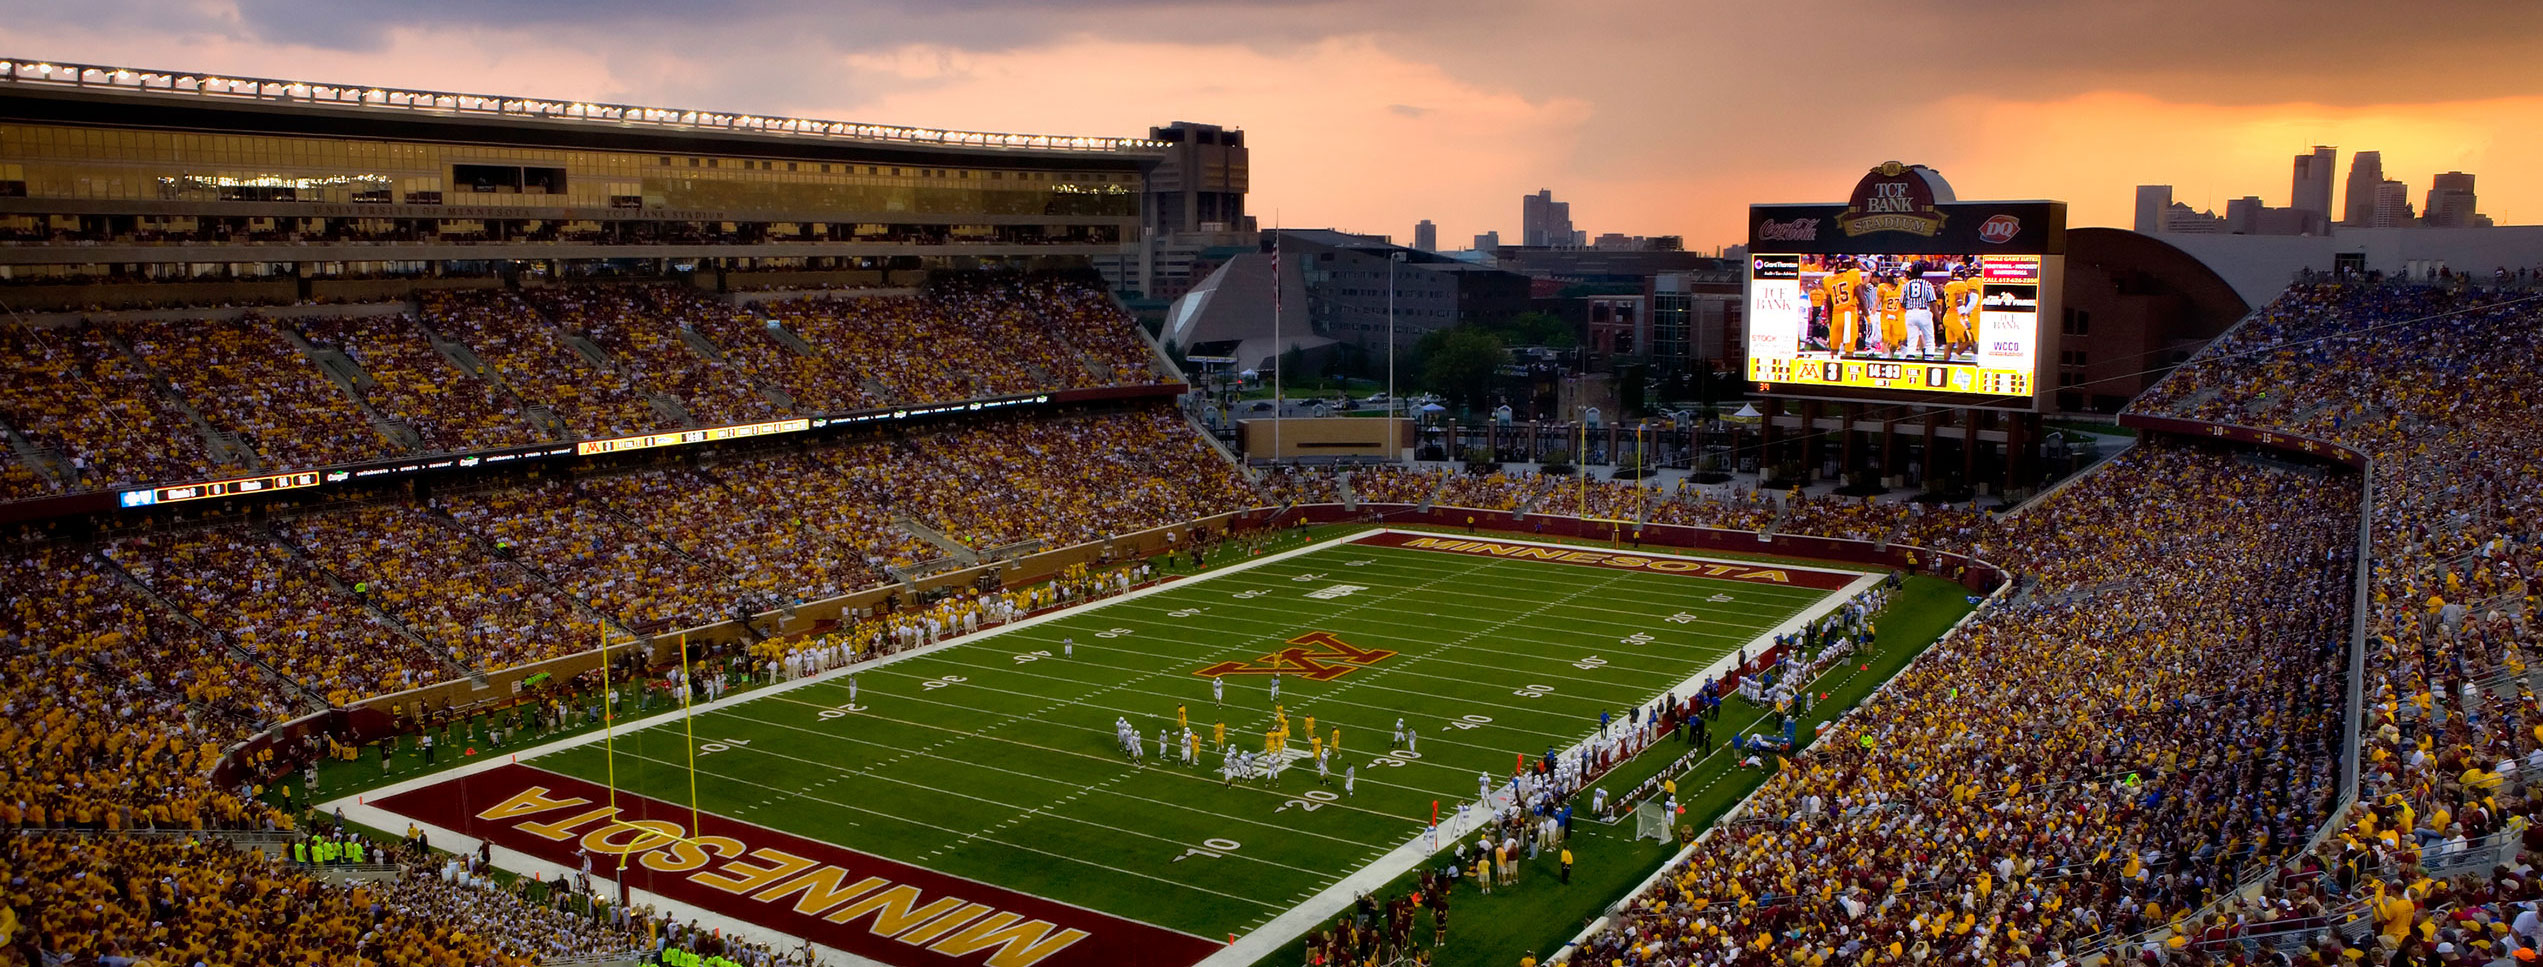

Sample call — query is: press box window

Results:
[453,164,568,194]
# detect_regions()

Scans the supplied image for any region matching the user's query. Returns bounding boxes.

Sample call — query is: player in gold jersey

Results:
[1873,275,1906,357]
[1821,260,1867,355]
[1805,283,1830,351]
[1942,267,1980,359]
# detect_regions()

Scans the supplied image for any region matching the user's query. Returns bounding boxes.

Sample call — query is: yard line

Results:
[583,744,1291,911]
[702,690,1417,838]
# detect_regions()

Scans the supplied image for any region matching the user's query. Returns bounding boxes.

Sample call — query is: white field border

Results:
[323,526,1878,967]
[1195,528,1878,967]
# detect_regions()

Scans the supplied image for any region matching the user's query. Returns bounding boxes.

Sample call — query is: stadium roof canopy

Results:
[0,56,1169,168]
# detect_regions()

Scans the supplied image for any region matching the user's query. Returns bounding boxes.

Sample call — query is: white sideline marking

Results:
[324,526,1882,967]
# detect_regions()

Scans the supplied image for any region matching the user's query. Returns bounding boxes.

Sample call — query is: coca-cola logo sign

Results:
[1756,218,1820,242]
[1978,214,2021,244]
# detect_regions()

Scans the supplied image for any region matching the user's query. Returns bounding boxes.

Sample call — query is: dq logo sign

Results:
[1195,631,1396,681]
[1978,214,2022,244]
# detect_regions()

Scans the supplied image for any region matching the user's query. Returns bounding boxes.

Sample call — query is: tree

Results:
[1420,328,1508,411]
[1279,346,1308,392]
[1618,363,1648,418]
[1502,311,1579,348]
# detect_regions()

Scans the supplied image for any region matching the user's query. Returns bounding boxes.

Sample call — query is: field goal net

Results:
[1634,801,1671,842]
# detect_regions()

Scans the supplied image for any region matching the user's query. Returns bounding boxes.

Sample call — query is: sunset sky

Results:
[5,0,2538,251]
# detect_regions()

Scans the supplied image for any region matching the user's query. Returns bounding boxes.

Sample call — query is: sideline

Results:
[323,534,1344,967]
[1190,528,1879,967]
[326,527,1881,967]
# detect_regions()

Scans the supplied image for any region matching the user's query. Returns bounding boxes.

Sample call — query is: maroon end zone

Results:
[375,764,1220,967]
[1351,531,1863,591]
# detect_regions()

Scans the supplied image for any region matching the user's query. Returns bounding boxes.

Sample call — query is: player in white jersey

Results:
[1345,765,1356,796]
[1212,676,1223,707]
[1899,268,1939,359]
[1393,718,1406,746]
[1269,674,1280,704]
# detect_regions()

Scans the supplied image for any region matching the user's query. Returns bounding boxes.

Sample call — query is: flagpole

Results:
[1266,213,1271,468]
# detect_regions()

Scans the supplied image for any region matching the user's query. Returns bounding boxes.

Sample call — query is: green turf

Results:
[511,534,1857,940]
[1261,573,1975,967]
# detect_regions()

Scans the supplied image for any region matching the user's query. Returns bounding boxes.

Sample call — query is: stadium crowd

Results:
[1574,443,2356,967]
[18,274,2543,967]
[295,313,549,454]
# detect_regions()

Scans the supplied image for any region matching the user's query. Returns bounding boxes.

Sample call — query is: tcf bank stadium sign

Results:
[1749,164,2067,256]
[1837,161,1948,237]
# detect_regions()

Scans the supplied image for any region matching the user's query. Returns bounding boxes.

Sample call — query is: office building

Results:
[2291,145,2336,234]
[2426,172,2480,228]
[1143,121,1249,235]
[1522,189,1575,247]
[2342,151,2383,226]
[1269,229,1529,355]
[1413,219,1437,252]
[1472,230,1501,252]
[2372,180,2415,229]
[2135,185,2171,233]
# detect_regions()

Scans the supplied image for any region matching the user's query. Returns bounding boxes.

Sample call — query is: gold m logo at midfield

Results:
[1195,631,1396,682]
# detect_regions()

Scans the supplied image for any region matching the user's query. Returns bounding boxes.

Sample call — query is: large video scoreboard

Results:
[1744,162,2065,409]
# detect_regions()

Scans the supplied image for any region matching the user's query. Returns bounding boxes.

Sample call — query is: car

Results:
[1361,393,1389,404]
[1248,400,1276,412]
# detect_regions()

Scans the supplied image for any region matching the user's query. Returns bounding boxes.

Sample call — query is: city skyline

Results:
[3,0,2539,249]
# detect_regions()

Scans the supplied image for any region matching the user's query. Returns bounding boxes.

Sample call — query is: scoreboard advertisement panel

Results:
[1745,163,2065,409]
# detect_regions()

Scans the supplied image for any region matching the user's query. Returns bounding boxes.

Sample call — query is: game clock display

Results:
[1745,252,2045,398]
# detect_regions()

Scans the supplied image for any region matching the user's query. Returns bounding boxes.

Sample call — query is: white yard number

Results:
[1166,608,1206,618]
[1707,593,1735,603]
[919,675,967,690]
[1571,655,1609,671]
[1094,628,1134,638]
[815,702,865,720]
[1665,612,1699,624]
[697,738,753,756]
[1370,750,1424,768]
[1290,572,1326,583]
[1276,790,1341,813]
[1446,714,1493,731]
[1232,590,1268,600]
[1013,650,1052,664]
[1512,683,1556,698]
[1172,838,1243,863]
[1343,559,1374,567]
[1621,632,1657,646]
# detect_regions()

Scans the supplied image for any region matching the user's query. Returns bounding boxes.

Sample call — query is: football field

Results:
[342,529,1876,967]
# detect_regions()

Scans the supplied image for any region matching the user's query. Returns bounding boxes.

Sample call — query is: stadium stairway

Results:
[414,316,571,441]
[422,505,649,645]
[86,547,331,715]
[675,325,800,414]
[101,325,260,471]
[0,415,78,489]
[259,521,489,687]
[892,514,983,566]
[1338,470,1360,512]
[1415,471,1450,512]
[275,318,425,454]
[1760,491,1798,537]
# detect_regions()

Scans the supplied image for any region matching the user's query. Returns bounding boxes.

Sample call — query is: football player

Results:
[1943,266,1981,359]
[1900,263,1940,359]
[1874,272,1906,357]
